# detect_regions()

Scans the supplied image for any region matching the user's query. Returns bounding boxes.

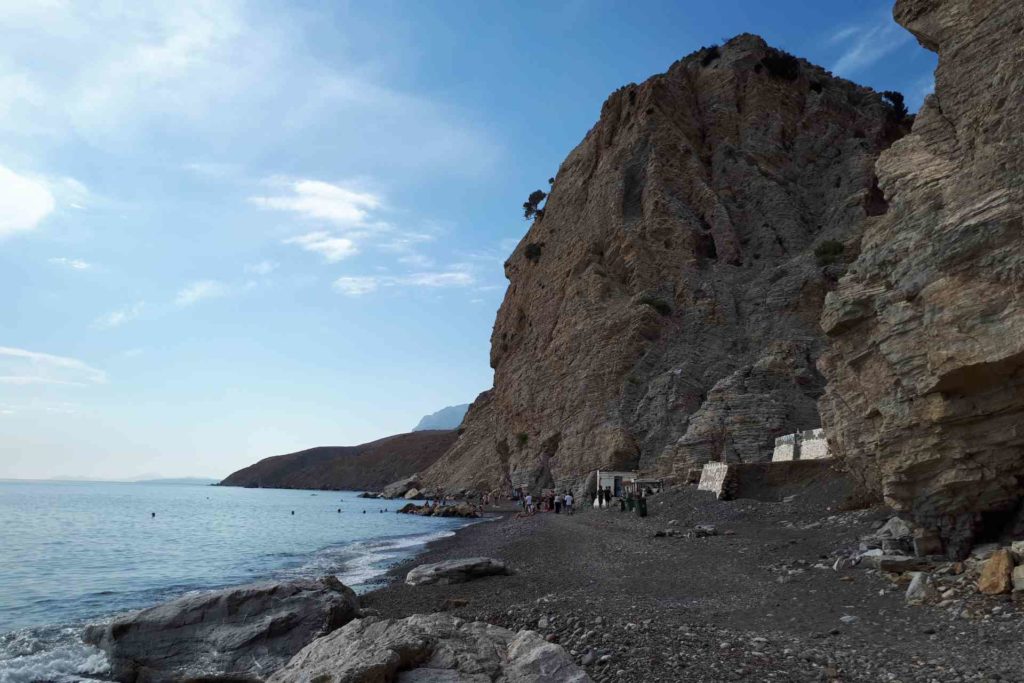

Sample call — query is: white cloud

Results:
[333,276,379,296]
[175,280,229,306]
[0,346,106,386]
[250,179,382,227]
[245,260,277,275]
[93,302,145,329]
[0,164,56,237]
[830,17,911,76]
[283,232,358,263]
[49,257,92,271]
[332,267,476,297]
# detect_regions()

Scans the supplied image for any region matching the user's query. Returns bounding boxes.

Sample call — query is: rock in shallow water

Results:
[268,613,590,683]
[82,576,359,683]
[405,557,513,586]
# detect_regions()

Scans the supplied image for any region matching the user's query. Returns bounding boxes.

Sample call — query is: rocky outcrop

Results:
[818,0,1024,558]
[82,577,359,683]
[384,474,422,499]
[267,613,590,683]
[427,34,903,495]
[219,431,455,492]
[405,557,512,586]
[397,502,480,518]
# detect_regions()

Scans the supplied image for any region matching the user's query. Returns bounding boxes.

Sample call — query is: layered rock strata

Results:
[427,34,902,494]
[818,0,1024,558]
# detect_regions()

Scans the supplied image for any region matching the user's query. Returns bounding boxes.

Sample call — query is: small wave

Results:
[0,624,109,683]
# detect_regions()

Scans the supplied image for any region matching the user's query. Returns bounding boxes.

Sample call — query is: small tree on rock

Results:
[523,189,547,221]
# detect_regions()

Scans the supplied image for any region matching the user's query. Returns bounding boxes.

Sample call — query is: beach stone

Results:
[268,613,591,683]
[406,557,513,586]
[404,487,422,500]
[977,549,1014,595]
[694,525,718,538]
[906,572,934,604]
[1011,565,1024,592]
[82,576,359,683]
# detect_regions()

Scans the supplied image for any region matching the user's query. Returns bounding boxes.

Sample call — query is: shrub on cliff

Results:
[523,190,547,221]
[761,50,800,80]
[814,240,845,266]
[881,90,909,122]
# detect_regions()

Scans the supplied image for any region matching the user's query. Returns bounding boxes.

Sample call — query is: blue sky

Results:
[0,1,936,480]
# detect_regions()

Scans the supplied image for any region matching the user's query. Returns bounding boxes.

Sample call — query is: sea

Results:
[0,480,471,682]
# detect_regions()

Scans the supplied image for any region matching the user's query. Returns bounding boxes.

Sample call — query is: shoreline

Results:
[361,489,1024,683]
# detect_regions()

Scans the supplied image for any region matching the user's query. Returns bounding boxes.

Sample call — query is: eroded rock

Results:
[82,577,359,682]
[817,0,1024,557]
[977,549,1014,595]
[424,34,900,496]
[267,613,590,683]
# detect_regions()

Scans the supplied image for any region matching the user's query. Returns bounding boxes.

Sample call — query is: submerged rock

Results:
[82,577,359,682]
[268,613,590,683]
[406,557,513,586]
[397,502,479,518]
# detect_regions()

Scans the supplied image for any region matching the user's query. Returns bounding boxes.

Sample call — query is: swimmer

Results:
[151,512,155,518]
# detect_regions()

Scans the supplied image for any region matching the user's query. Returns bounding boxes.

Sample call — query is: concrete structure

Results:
[772,428,830,462]
[697,459,839,501]
[697,463,732,499]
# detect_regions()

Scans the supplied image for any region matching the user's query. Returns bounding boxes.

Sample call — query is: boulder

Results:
[383,474,421,499]
[977,549,1015,595]
[268,613,590,683]
[82,576,359,682]
[905,572,935,604]
[404,487,422,500]
[406,558,512,586]
[1012,565,1024,592]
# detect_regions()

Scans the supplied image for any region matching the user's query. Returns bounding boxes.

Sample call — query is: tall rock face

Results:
[426,34,901,495]
[818,0,1024,558]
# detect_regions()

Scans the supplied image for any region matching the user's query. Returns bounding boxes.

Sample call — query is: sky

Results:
[0,0,937,480]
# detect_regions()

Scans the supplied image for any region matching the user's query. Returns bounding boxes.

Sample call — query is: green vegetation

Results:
[515,432,529,447]
[761,50,800,81]
[881,90,909,122]
[523,189,547,221]
[814,239,845,266]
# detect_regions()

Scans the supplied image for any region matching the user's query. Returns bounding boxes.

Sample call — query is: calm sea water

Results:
[0,480,468,682]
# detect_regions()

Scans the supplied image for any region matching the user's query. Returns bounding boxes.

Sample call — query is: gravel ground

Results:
[362,487,1024,682]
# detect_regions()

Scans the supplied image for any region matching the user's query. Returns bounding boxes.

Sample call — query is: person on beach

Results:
[525,492,534,515]
[564,491,574,515]
[554,493,562,514]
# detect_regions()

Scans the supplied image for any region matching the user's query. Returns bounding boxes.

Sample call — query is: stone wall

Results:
[698,459,840,501]
[772,428,831,462]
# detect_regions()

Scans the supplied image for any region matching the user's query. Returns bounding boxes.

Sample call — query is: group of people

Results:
[513,488,574,516]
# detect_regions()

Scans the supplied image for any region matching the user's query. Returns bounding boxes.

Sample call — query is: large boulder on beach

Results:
[82,576,359,682]
[405,557,512,586]
[268,613,590,682]
[383,474,422,499]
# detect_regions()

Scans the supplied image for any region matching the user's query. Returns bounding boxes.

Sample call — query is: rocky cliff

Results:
[413,404,470,431]
[818,0,1024,558]
[426,34,905,495]
[220,430,457,491]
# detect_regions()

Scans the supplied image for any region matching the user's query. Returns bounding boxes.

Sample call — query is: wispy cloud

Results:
[93,302,145,329]
[175,280,229,307]
[250,179,382,227]
[0,346,107,386]
[0,164,56,237]
[244,260,278,276]
[283,232,359,263]
[49,257,92,271]
[332,266,476,297]
[829,16,911,76]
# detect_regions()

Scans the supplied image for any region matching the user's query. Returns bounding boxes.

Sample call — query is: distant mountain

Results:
[412,404,469,432]
[219,430,458,491]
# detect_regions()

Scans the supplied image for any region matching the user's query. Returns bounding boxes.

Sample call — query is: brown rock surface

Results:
[977,549,1015,595]
[427,35,901,495]
[817,0,1024,557]
[219,430,456,491]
